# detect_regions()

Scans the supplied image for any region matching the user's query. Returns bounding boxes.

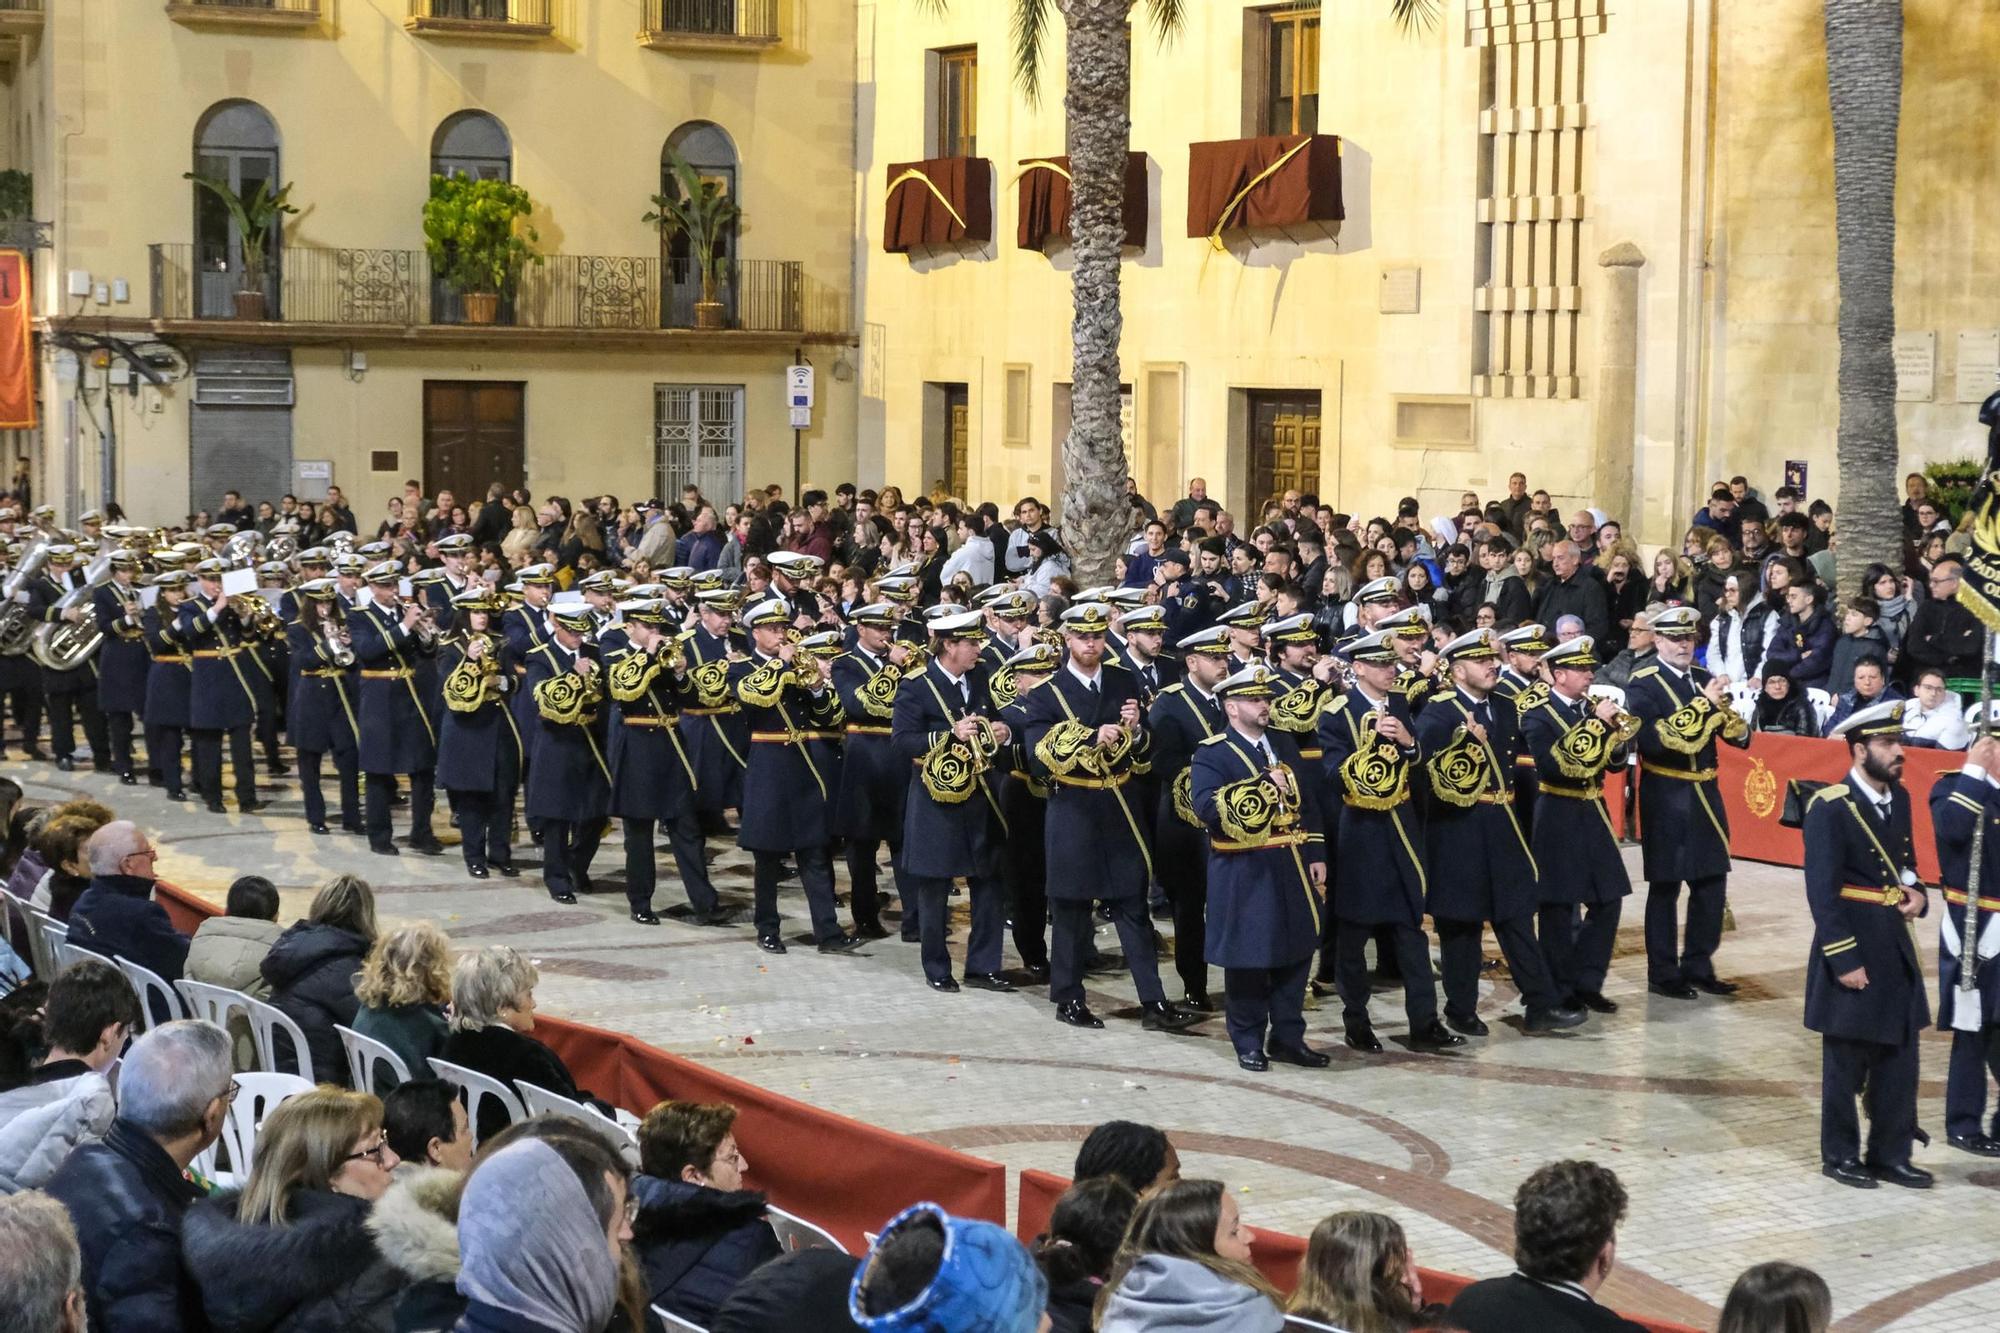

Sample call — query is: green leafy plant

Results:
[644,149,741,306]
[0,170,32,221]
[183,172,299,292]
[1924,458,1982,525]
[422,173,541,297]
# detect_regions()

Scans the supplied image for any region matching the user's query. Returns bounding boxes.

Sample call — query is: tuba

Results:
[0,538,49,656]
[29,552,114,670]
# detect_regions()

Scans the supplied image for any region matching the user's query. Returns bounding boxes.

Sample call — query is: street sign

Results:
[787,364,814,409]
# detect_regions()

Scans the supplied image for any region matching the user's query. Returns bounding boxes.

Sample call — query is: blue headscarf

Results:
[850,1202,1048,1333]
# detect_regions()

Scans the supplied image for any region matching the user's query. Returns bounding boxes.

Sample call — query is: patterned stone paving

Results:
[20,764,2000,1331]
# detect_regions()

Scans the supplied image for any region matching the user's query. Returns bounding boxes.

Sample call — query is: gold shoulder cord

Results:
[1043,680,1153,879]
[1214,741,1320,931]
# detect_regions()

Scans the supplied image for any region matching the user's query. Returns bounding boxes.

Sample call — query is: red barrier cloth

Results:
[0,251,35,429]
[1710,733,1959,876]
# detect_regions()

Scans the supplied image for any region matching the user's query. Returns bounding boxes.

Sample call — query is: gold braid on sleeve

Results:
[735,658,788,707]
[1656,698,1721,754]
[1271,683,1328,734]
[1036,720,1096,777]
[1552,717,1614,779]
[1341,740,1410,810]
[443,655,490,714]
[607,650,666,703]
[857,664,900,718]
[1425,728,1491,807]
[534,670,594,724]
[1216,776,1281,844]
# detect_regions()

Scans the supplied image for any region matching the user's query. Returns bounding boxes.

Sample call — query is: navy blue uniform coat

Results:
[1318,689,1427,926]
[92,582,150,713]
[1190,727,1327,968]
[177,593,260,730]
[1521,691,1633,905]
[348,597,438,774]
[1930,770,2000,1029]
[729,652,843,852]
[1022,664,1154,901]
[1802,782,1931,1046]
[1629,662,1740,882]
[1415,689,1540,922]
[893,660,1008,880]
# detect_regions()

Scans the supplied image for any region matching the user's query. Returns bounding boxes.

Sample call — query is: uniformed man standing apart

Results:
[525,605,612,903]
[1148,627,1235,1012]
[1629,605,1748,1000]
[26,544,110,773]
[1023,603,1198,1033]
[436,589,522,879]
[91,550,151,784]
[1926,734,2000,1158]
[1521,637,1638,1014]
[1319,631,1462,1053]
[893,608,1016,994]
[142,570,194,801]
[1803,700,1933,1189]
[833,602,915,941]
[350,560,443,856]
[1192,662,1330,1071]
[606,598,722,926]
[1417,628,1586,1036]
[178,557,263,814]
[731,597,863,955]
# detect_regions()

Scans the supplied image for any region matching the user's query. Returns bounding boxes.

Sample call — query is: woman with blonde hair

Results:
[437,945,612,1141]
[501,503,540,567]
[182,1087,405,1330]
[1095,1178,1285,1333]
[1289,1211,1437,1333]
[260,874,378,1085]
[351,921,454,1085]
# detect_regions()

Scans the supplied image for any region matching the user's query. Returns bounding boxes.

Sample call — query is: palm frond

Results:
[1391,0,1441,35]
[1011,0,1054,102]
[909,0,949,13]
[1143,0,1187,46]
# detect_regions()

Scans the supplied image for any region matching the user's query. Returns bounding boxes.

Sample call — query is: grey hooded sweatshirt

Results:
[1095,1254,1286,1333]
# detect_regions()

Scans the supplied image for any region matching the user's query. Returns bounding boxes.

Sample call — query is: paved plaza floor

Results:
[20,763,2000,1332]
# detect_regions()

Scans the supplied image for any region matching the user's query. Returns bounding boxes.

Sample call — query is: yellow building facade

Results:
[15,0,858,525]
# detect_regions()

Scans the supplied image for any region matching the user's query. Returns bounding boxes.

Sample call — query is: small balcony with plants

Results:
[639,0,780,52]
[165,0,322,30]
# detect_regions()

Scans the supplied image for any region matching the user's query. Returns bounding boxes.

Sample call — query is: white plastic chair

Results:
[651,1307,708,1333]
[14,903,56,981]
[1283,1318,1343,1333]
[429,1058,527,1146]
[336,1024,412,1095]
[116,957,187,1030]
[33,913,71,974]
[1807,687,1836,729]
[767,1204,849,1254]
[515,1080,640,1165]
[1964,699,2000,730]
[1586,683,1626,709]
[192,1071,313,1186]
[242,993,315,1083]
[53,938,107,972]
[175,979,254,1031]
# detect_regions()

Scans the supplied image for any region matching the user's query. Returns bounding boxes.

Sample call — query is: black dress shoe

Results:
[551,891,578,905]
[1410,1020,1468,1049]
[266,763,291,778]
[1344,1025,1385,1054]
[1574,990,1620,1014]
[55,756,73,772]
[22,747,46,761]
[899,930,921,944]
[206,802,227,815]
[238,799,268,814]
[1868,1162,1933,1189]
[1524,1005,1588,1032]
[1056,1000,1104,1029]
[1021,961,1051,982]
[1821,1159,1877,1188]
[1308,977,1339,1000]
[757,935,788,955]
[1181,992,1218,1013]
[964,972,1017,993]
[369,841,401,856]
[467,865,490,880]
[818,933,864,954]
[1445,1011,1489,1037]
[342,822,367,836]
[854,920,892,941]
[692,906,734,926]
[1140,1001,1202,1032]
[93,760,114,774]
[493,861,521,878]
[119,772,137,786]
[1237,1050,1270,1072]
[309,822,331,835]
[927,976,961,993]
[167,789,188,801]
[1269,1041,1332,1068]
[409,838,446,856]
[1649,980,1700,1000]
[1948,1132,2000,1157]
[630,909,661,925]
[1688,976,1739,996]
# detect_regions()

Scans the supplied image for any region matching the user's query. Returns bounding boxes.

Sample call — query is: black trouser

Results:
[192,726,256,809]
[1436,914,1564,1020]
[147,724,185,796]
[1335,920,1437,1030]
[540,817,604,900]
[0,685,41,753]
[752,847,841,942]
[255,703,284,772]
[1822,1032,1919,1167]
[626,813,717,915]
[845,837,911,932]
[1538,899,1623,1001]
[911,872,1005,983]
[46,688,106,762]
[104,710,136,776]
[1946,1026,2000,1140]
[1001,830,1048,967]
[365,771,434,849]
[1050,896,1165,1007]
[455,790,515,874]
[1158,838,1210,999]
[300,749,360,831]
[1645,875,1727,985]
[1224,958,1311,1059]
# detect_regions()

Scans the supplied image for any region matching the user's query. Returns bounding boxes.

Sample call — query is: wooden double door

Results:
[423,381,525,504]
[1249,391,1321,513]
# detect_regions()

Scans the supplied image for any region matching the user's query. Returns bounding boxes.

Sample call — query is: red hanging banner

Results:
[0,250,34,429]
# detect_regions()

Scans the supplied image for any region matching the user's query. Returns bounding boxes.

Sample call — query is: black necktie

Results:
[958,679,970,708]
[1087,679,1099,695]
[1474,701,1491,729]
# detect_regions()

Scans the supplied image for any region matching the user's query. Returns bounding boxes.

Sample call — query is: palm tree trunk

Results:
[1058,0,1133,587]
[1824,0,1902,600]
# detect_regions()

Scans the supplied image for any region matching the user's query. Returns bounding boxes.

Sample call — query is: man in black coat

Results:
[1804,700,1933,1188]
[1534,542,1611,653]
[178,559,264,814]
[607,599,720,925]
[833,603,914,940]
[91,550,150,783]
[66,821,189,983]
[1902,555,1985,688]
[1448,1160,1649,1333]
[24,544,110,774]
[350,561,442,856]
[1147,627,1234,1010]
[525,605,613,905]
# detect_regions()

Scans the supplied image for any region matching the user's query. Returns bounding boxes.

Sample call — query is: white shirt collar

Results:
[1067,661,1102,689]
[1848,765,1893,810]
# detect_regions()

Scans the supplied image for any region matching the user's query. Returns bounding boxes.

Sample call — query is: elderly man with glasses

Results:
[64,821,189,983]
[1901,556,1986,695]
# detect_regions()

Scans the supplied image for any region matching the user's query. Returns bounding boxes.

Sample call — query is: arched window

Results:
[431,111,512,183]
[192,100,281,318]
[661,122,738,328]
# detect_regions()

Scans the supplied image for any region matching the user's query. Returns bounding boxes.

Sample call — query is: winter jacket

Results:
[1824,625,1893,698]
[259,922,369,1087]
[1535,570,1612,651]
[437,1024,605,1143]
[1902,593,1986,684]
[186,916,285,1071]
[66,874,191,983]
[1045,1274,1106,1333]
[1095,1254,1285,1333]
[366,1167,466,1333]
[1596,647,1656,693]
[1751,691,1821,738]
[0,1066,115,1192]
[1780,608,1836,687]
[182,1187,403,1333]
[1480,569,1531,624]
[39,869,91,922]
[352,1002,449,1086]
[1827,684,1906,731]
[710,1248,862,1333]
[1737,595,1778,680]
[44,1118,207,1333]
[632,1175,784,1327]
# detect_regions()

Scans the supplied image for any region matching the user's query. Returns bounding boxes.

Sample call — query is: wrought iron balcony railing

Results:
[405,0,552,38]
[165,0,322,28]
[640,0,780,49]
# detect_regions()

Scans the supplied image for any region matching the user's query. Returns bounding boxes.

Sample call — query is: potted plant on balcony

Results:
[423,173,540,326]
[644,149,741,330]
[183,172,299,321]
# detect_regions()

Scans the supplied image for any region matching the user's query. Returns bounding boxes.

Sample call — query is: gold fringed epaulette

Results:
[1036,719,1097,777]
[534,670,596,724]
[607,650,666,703]
[1425,727,1491,807]
[1341,739,1410,810]
[735,658,788,707]
[443,658,489,714]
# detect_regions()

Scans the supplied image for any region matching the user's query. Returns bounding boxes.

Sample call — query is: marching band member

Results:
[91,550,150,784]
[142,571,195,801]
[25,544,110,773]
[992,640,1057,979]
[287,577,363,838]
[525,604,611,903]
[350,560,441,856]
[1494,622,1554,834]
[177,558,263,814]
[1148,626,1236,1012]
[437,589,523,880]
[1929,734,2000,1158]
[832,602,914,941]
[682,586,749,837]
[1116,606,1178,701]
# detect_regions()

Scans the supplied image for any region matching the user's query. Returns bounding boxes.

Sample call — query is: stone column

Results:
[1593,242,1646,525]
